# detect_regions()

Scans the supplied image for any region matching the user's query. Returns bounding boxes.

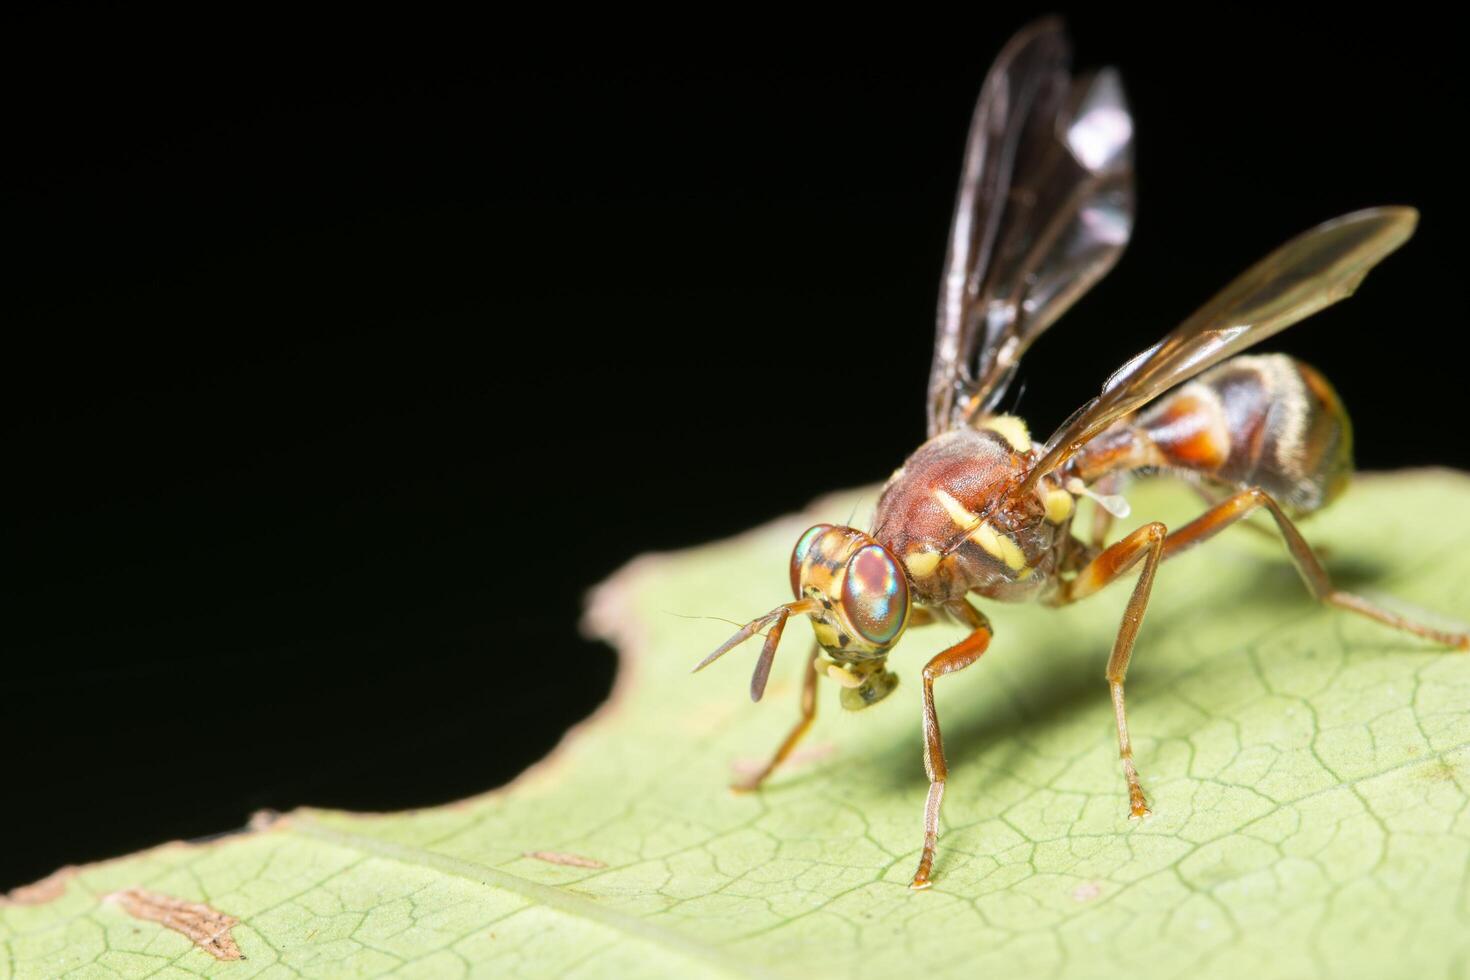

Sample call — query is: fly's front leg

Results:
[733,608,943,794]
[1166,487,1469,649]
[1060,521,1168,818]
[732,643,820,793]
[910,601,993,890]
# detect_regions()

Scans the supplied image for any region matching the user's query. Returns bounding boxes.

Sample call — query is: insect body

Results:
[694,19,1469,891]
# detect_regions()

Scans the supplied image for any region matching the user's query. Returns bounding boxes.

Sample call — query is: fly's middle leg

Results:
[1059,521,1168,818]
[1060,484,1470,822]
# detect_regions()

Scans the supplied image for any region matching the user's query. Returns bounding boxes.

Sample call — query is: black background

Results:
[8,9,1464,889]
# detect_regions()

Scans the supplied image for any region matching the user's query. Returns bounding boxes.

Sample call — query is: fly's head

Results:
[692,523,913,710]
[789,523,910,709]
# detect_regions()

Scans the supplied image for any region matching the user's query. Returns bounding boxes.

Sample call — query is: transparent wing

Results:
[1019,206,1418,491]
[927,19,1135,437]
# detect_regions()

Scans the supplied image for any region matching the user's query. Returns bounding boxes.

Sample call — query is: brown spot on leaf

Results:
[1421,758,1464,784]
[524,850,607,869]
[106,888,243,961]
[1,867,73,906]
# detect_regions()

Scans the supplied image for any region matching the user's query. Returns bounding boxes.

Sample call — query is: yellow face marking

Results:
[812,619,842,650]
[905,549,941,579]
[1044,487,1075,524]
[980,415,1032,454]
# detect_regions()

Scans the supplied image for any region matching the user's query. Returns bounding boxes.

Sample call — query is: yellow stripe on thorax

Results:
[933,489,1027,572]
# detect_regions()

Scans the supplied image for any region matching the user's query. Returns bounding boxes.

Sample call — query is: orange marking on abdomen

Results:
[1144,389,1229,472]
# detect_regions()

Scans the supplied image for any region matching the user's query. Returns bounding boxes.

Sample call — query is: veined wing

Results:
[1019,206,1418,491]
[927,18,1135,437]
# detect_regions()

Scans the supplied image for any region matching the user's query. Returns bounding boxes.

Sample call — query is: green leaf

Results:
[5,472,1470,979]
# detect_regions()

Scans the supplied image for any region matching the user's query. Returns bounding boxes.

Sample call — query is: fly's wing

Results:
[1018,206,1418,491]
[927,18,1135,438]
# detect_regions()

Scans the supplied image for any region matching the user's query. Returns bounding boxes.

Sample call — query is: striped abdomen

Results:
[1069,354,1353,515]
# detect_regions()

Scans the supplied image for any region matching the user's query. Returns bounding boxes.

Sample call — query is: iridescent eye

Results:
[841,544,910,645]
[789,523,834,599]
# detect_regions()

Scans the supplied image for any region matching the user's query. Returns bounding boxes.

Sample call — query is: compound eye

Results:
[841,544,909,645]
[790,523,834,599]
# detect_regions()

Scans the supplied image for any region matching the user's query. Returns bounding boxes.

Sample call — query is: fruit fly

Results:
[693,18,1469,890]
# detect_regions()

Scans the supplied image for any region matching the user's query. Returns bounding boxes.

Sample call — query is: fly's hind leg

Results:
[1061,485,1470,824]
[910,601,993,890]
[1165,487,1469,649]
[732,642,820,793]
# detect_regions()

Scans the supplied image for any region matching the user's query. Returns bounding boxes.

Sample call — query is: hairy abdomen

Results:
[1071,354,1353,515]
